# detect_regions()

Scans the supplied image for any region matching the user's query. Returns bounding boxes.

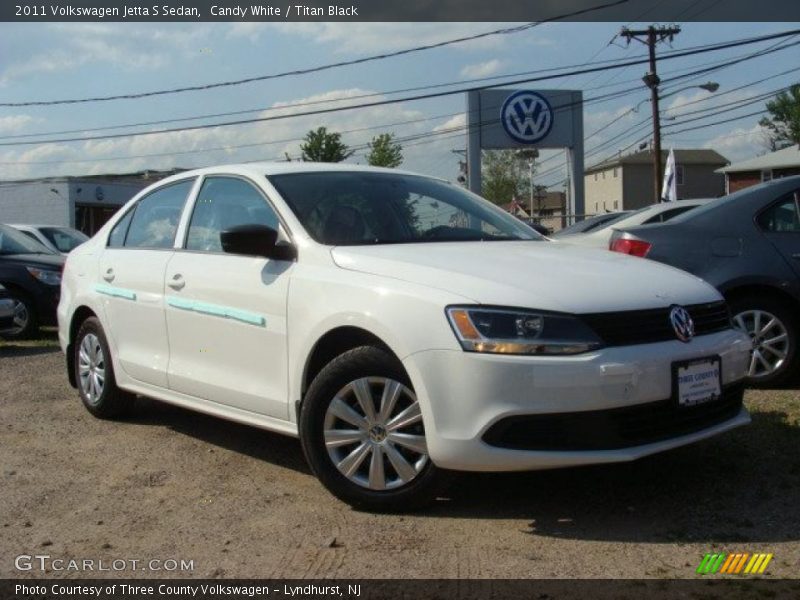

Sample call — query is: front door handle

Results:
[167,274,185,291]
[792,253,800,260]
[103,268,115,283]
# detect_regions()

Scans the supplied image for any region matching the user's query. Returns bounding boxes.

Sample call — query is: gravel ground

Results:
[1,339,799,580]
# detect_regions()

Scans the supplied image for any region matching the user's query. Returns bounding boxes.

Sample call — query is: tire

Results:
[74,317,133,418]
[300,345,452,512]
[1,289,39,340]
[728,293,798,387]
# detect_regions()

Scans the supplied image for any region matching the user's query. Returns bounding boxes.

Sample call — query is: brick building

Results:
[718,144,800,193]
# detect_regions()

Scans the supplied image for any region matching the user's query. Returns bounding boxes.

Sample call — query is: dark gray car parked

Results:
[610,176,800,387]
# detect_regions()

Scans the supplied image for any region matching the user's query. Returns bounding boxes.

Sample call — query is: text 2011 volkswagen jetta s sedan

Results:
[58,163,752,511]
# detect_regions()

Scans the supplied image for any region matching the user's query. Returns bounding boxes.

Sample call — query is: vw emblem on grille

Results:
[669,305,695,343]
[500,91,554,144]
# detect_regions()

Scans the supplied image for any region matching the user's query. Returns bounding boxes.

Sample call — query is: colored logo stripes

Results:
[696,553,773,575]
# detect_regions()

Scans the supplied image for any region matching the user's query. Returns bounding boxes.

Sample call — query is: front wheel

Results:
[1,290,38,339]
[729,294,797,387]
[300,346,451,512]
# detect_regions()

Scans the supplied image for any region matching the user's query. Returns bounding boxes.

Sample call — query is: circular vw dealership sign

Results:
[500,91,554,144]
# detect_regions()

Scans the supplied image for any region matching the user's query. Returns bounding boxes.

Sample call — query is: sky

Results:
[0,21,798,189]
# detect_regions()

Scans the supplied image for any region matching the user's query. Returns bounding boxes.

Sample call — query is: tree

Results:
[366,133,403,168]
[480,149,530,206]
[759,84,800,150]
[300,127,354,162]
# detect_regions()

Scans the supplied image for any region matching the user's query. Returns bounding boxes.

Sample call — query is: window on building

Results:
[594,173,598,181]
[186,176,280,252]
[614,201,619,209]
[761,169,773,182]
[613,168,618,178]
[676,165,685,186]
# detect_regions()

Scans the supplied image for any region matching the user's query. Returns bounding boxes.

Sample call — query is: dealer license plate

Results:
[674,357,722,407]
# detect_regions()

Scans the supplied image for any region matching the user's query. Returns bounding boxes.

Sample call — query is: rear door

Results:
[164,175,293,418]
[98,178,196,388]
[757,189,800,279]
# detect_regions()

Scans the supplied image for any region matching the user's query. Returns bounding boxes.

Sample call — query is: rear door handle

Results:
[103,268,115,282]
[792,253,800,260]
[167,274,185,291]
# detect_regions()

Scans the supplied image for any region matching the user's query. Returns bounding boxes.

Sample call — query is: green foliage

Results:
[300,127,355,162]
[366,133,404,168]
[759,84,800,149]
[481,150,531,206]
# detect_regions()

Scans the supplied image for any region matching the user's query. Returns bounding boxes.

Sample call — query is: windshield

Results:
[0,224,55,255]
[268,171,541,245]
[39,227,89,252]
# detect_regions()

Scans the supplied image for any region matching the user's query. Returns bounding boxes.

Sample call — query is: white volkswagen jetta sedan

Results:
[58,163,752,511]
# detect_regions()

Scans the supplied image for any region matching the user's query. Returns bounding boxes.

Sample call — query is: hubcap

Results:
[323,377,428,491]
[78,333,106,404]
[8,299,29,335]
[733,309,789,379]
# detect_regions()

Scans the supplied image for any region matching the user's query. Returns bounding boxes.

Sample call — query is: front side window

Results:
[122,179,194,249]
[758,192,800,233]
[185,176,280,252]
[0,224,53,255]
[268,172,539,246]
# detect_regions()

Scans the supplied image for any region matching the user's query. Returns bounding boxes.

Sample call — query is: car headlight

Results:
[26,267,62,286]
[446,306,603,355]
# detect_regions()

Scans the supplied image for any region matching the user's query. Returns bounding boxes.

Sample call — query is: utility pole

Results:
[620,25,680,203]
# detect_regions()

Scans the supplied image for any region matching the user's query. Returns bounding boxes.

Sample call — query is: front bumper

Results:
[404,328,752,471]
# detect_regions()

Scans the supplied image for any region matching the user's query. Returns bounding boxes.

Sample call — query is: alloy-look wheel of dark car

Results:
[729,295,797,387]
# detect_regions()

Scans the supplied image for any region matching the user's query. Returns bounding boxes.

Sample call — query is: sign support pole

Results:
[466,91,482,194]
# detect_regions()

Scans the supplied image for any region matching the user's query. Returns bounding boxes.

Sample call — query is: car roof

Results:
[156,162,449,186]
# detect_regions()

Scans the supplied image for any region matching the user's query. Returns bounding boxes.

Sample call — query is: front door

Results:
[164,175,292,419]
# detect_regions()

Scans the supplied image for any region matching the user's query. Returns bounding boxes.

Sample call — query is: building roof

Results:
[0,168,186,186]
[717,144,800,173]
[586,149,729,174]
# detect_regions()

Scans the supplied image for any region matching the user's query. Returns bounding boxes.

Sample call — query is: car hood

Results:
[0,253,65,269]
[330,241,721,313]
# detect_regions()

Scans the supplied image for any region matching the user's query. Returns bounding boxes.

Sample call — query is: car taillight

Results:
[610,238,652,257]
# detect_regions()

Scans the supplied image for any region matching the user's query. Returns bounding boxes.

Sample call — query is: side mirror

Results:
[220,224,296,261]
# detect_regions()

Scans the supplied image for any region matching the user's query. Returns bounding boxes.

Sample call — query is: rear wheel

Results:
[300,345,451,512]
[729,294,797,387]
[74,317,133,418]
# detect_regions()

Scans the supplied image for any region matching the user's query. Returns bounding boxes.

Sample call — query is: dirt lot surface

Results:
[2,339,799,580]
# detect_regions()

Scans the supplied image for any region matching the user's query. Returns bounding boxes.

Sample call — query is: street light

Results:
[638,80,719,202]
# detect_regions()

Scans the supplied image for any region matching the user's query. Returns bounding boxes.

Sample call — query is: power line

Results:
[2,27,798,150]
[0,0,629,108]
[4,27,794,146]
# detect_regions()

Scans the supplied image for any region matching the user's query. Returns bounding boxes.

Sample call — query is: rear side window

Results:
[758,191,800,233]
[185,176,280,252]
[108,208,134,248]
[643,205,695,224]
[121,179,194,249]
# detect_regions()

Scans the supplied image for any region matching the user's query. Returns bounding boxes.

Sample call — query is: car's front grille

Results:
[580,301,732,347]
[482,383,744,451]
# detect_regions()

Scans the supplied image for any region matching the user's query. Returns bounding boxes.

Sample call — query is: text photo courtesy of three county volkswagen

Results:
[1,0,800,587]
